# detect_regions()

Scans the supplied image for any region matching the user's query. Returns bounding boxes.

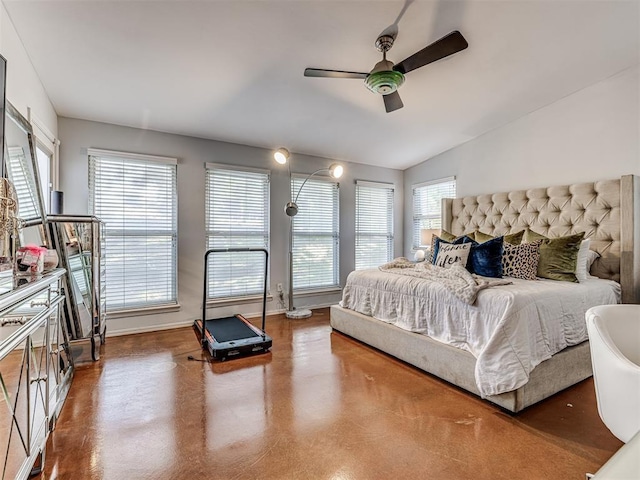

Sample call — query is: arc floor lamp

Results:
[274,147,344,319]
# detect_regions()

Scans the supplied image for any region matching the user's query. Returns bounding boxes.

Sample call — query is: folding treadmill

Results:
[194,248,272,361]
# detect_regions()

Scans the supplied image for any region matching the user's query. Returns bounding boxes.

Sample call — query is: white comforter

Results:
[340,269,621,397]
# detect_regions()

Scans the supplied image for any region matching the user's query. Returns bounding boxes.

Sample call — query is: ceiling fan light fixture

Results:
[365,70,405,95]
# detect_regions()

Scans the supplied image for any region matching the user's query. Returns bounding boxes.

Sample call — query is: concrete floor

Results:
[37,308,621,479]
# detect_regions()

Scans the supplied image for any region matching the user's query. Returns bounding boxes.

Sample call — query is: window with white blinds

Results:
[412,177,456,248]
[355,180,394,270]
[6,145,41,221]
[205,164,270,300]
[291,174,339,290]
[89,150,178,312]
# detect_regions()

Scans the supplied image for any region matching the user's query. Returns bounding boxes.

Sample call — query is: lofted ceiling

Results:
[3,0,638,170]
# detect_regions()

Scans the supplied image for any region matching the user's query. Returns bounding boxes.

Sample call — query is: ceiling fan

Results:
[304,30,468,113]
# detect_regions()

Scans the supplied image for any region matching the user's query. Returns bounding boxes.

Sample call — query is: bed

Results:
[331,175,640,412]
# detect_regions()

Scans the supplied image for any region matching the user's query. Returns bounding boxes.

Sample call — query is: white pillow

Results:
[586,249,601,279]
[434,243,471,269]
[575,239,592,282]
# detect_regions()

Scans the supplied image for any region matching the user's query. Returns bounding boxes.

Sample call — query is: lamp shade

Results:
[274,147,290,164]
[329,163,344,179]
[284,201,298,217]
[420,228,439,247]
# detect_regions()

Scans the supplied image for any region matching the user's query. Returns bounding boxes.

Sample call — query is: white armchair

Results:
[586,305,640,443]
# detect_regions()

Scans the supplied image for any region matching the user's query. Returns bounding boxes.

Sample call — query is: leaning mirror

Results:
[4,101,48,245]
[47,215,106,360]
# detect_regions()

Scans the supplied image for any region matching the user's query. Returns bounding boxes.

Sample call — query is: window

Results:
[36,144,52,213]
[412,177,456,248]
[355,180,394,269]
[205,164,270,300]
[6,145,41,221]
[89,149,178,312]
[291,174,339,290]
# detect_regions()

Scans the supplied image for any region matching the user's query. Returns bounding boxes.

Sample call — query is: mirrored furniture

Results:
[47,215,105,361]
[3,101,48,248]
[4,102,46,225]
[0,269,71,479]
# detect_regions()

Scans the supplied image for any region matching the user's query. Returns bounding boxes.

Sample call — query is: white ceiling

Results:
[3,0,638,170]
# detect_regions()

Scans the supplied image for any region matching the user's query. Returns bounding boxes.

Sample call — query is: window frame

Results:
[204,162,271,303]
[290,173,340,292]
[88,148,179,314]
[355,180,394,270]
[412,176,456,249]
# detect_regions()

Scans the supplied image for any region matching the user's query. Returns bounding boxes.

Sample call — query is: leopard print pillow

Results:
[502,240,541,280]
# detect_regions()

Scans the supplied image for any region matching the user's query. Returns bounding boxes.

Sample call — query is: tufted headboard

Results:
[442,175,640,303]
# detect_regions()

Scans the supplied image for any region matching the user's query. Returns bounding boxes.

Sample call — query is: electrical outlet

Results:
[277,283,283,293]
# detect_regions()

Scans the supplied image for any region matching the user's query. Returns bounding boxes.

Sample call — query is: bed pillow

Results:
[586,249,601,278]
[502,240,541,280]
[440,230,458,242]
[431,235,472,264]
[474,230,524,245]
[428,231,457,262]
[575,239,592,282]
[434,242,472,269]
[467,236,504,278]
[523,228,547,243]
[537,232,585,282]
[434,230,474,246]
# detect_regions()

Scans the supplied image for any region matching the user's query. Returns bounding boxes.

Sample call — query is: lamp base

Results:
[285,308,312,319]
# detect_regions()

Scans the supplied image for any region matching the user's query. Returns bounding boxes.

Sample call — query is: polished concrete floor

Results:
[37,308,621,479]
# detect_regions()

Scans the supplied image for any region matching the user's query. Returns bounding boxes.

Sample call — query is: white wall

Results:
[58,117,404,335]
[404,67,640,256]
[0,3,57,136]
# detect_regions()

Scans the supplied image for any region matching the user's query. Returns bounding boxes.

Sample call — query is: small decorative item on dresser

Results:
[0,177,21,274]
[43,249,59,270]
[15,244,47,275]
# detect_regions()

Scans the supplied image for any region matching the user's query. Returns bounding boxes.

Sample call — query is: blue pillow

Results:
[432,235,473,265]
[467,236,504,278]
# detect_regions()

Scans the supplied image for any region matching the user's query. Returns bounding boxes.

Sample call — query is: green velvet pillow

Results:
[464,231,476,241]
[440,230,458,242]
[523,229,547,243]
[505,230,525,245]
[537,232,585,282]
[473,231,493,243]
[474,230,524,245]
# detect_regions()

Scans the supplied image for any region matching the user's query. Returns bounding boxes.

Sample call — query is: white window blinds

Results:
[89,150,178,311]
[6,145,40,221]
[355,181,394,270]
[412,177,456,248]
[205,165,270,300]
[291,174,339,290]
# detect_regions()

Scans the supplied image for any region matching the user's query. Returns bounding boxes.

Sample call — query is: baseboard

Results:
[105,303,335,337]
[106,319,194,337]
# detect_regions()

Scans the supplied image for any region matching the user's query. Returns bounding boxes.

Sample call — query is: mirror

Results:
[4,101,48,245]
[0,54,6,178]
[48,216,105,359]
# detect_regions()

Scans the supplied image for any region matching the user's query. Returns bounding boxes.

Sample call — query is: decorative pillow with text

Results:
[434,243,471,269]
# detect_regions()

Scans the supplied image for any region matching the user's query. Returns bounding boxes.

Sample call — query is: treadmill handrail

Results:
[202,248,269,348]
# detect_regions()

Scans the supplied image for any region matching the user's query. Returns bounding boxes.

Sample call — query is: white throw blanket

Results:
[379,257,511,304]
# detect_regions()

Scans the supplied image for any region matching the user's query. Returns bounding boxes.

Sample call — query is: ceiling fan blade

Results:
[383,91,404,113]
[304,68,368,79]
[393,30,468,75]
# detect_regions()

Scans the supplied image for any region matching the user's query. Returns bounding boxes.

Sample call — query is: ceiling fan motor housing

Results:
[365,59,405,94]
